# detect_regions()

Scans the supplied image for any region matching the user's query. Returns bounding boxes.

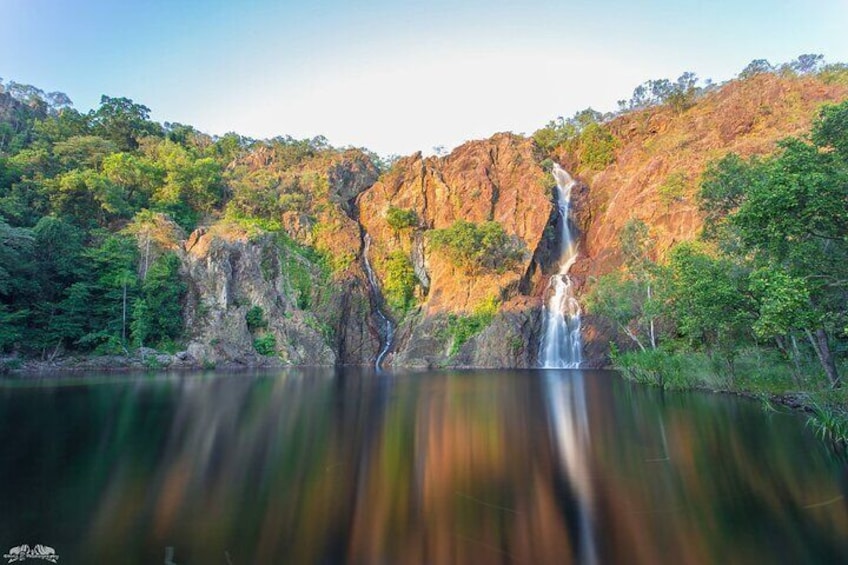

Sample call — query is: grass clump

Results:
[443,297,499,356]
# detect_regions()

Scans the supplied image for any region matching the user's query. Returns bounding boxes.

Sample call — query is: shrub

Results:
[576,123,618,170]
[385,206,418,231]
[443,297,499,356]
[382,251,417,314]
[246,305,267,332]
[658,171,688,205]
[428,220,525,273]
[253,333,277,356]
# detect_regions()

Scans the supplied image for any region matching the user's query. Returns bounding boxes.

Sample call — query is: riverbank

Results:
[611,347,848,446]
[0,347,292,376]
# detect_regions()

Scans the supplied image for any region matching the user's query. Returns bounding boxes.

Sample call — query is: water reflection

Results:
[544,371,596,565]
[0,369,846,564]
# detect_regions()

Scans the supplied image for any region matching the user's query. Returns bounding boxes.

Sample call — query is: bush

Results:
[428,220,525,273]
[246,305,267,332]
[253,333,277,356]
[443,297,498,356]
[382,251,417,314]
[658,171,688,205]
[385,206,418,231]
[576,123,618,170]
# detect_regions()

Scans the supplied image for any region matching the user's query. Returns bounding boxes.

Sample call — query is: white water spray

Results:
[539,164,583,368]
[363,235,394,370]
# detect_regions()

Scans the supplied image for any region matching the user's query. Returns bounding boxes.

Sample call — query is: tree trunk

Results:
[122,281,128,354]
[620,324,646,352]
[647,283,657,350]
[776,334,802,385]
[805,328,840,388]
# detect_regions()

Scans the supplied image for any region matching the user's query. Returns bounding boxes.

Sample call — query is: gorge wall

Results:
[162,73,847,370]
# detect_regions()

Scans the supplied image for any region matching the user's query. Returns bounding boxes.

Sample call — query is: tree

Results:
[131,252,185,349]
[739,59,773,79]
[382,251,417,314]
[429,220,526,273]
[76,233,139,353]
[385,206,418,231]
[697,102,848,386]
[585,272,648,351]
[787,54,824,75]
[586,219,662,351]
[91,95,163,151]
[665,243,754,378]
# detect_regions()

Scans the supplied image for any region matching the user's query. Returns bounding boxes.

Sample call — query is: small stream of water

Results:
[363,234,394,370]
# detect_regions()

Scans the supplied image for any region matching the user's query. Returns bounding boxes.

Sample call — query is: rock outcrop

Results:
[180,224,335,366]
[131,75,848,370]
[164,148,383,368]
[358,133,555,367]
[562,73,848,364]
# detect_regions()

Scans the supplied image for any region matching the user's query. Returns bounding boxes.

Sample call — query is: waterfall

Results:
[539,164,583,368]
[363,234,394,370]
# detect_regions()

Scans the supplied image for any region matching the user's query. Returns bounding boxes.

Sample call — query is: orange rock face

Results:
[562,73,848,364]
[359,133,553,316]
[568,74,848,279]
[356,133,555,367]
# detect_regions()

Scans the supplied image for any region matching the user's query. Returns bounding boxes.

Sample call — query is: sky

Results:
[2,0,847,156]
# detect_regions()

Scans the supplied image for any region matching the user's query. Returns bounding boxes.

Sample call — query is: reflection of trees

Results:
[586,381,848,564]
[0,371,846,564]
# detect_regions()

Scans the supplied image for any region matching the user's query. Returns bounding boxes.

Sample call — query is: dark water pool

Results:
[0,369,845,564]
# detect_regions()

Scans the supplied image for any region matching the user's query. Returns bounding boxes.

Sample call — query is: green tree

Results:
[385,206,418,231]
[429,220,526,273]
[90,95,163,151]
[76,233,139,353]
[585,272,648,351]
[131,252,185,349]
[665,243,754,378]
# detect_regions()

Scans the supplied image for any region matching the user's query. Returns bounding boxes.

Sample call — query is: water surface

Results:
[0,369,845,563]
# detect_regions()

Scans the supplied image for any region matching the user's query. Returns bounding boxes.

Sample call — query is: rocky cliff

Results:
[560,73,848,363]
[149,148,385,368]
[358,133,555,368]
[149,74,847,370]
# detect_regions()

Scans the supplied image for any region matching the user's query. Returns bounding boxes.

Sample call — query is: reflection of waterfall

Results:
[545,371,597,565]
[539,164,582,368]
[363,235,394,370]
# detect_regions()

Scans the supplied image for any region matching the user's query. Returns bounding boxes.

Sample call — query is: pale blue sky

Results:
[2,0,846,155]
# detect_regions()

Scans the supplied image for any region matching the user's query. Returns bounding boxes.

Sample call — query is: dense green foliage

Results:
[381,251,417,315]
[245,305,268,332]
[428,220,525,273]
[532,108,619,169]
[588,100,848,391]
[385,206,418,231]
[0,78,361,358]
[130,252,185,350]
[253,333,277,356]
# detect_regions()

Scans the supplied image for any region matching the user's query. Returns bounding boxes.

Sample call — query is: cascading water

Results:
[363,234,394,370]
[539,164,583,368]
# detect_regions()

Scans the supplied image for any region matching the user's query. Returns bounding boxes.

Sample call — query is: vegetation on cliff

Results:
[2,53,847,371]
[586,96,848,441]
[0,80,379,363]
